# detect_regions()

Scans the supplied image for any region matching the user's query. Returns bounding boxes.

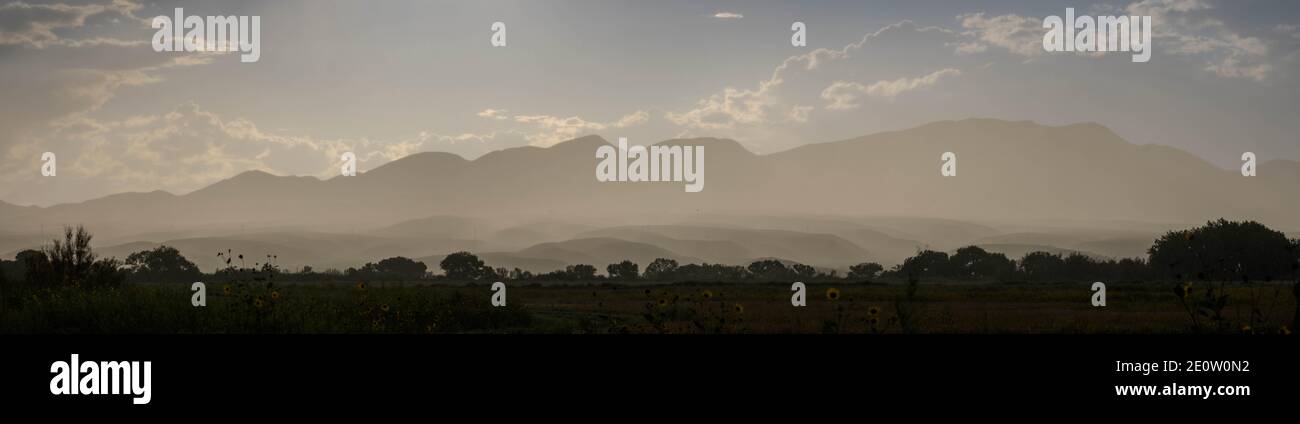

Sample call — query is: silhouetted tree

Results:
[606,260,638,281]
[125,245,202,283]
[644,258,679,281]
[1063,253,1099,281]
[358,256,427,280]
[791,263,817,281]
[24,226,125,288]
[508,268,533,280]
[1019,251,1064,282]
[899,250,950,280]
[440,251,485,280]
[1149,219,1294,282]
[848,262,883,280]
[1113,257,1152,281]
[747,259,792,282]
[947,246,1015,281]
[674,263,748,282]
[12,250,40,275]
[566,264,597,280]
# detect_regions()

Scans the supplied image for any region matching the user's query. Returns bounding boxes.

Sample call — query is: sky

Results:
[1,0,1298,206]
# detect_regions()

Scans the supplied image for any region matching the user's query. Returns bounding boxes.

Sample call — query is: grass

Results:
[1,280,1294,334]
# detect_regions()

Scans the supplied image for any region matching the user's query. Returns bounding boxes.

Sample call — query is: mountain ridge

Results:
[2,119,1295,235]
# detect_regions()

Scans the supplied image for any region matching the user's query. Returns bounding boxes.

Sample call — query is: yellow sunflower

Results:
[702,290,714,300]
[733,304,745,314]
[380,304,390,312]
[826,288,841,301]
[867,306,880,316]
[356,281,367,290]
[270,290,280,301]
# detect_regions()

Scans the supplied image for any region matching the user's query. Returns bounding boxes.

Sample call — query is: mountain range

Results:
[2,119,1295,272]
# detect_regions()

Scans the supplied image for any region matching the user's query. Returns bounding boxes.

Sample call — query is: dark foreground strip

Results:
[0,334,1295,414]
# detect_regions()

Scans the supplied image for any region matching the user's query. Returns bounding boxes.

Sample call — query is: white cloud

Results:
[476,108,509,120]
[511,110,649,146]
[53,54,214,120]
[821,68,961,109]
[712,12,743,20]
[1204,55,1271,81]
[1130,0,1273,82]
[956,12,1044,57]
[0,0,147,48]
[957,1,1280,82]
[0,102,537,203]
[1125,0,1211,17]
[951,41,988,55]
[666,21,950,131]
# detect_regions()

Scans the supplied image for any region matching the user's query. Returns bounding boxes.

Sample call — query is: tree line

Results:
[2,219,1298,288]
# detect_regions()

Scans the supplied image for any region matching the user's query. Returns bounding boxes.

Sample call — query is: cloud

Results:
[511,110,649,146]
[1125,0,1211,16]
[2,98,655,204]
[951,41,987,55]
[0,0,146,48]
[1127,0,1273,81]
[0,102,536,204]
[666,21,950,132]
[712,12,743,20]
[821,68,961,109]
[1203,55,1271,81]
[476,108,509,120]
[54,54,214,120]
[0,48,218,172]
[956,12,1044,57]
[957,1,1280,82]
[1275,24,1300,39]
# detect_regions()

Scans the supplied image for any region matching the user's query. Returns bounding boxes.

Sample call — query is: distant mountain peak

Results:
[654,137,755,156]
[235,169,276,178]
[546,134,610,150]
[364,151,470,176]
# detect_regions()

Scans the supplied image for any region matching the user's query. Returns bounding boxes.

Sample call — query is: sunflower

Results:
[733,304,745,314]
[657,299,668,308]
[868,316,880,326]
[381,304,391,312]
[355,281,367,290]
[643,288,652,296]
[254,297,265,309]
[1280,325,1292,335]
[826,288,841,301]
[270,290,280,301]
[702,290,714,300]
[867,306,880,317]
[222,285,232,296]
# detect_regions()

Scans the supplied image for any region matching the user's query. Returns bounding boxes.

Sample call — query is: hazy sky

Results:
[2,0,1298,206]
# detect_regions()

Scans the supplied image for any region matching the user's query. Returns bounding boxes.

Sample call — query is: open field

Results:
[3,281,1295,334]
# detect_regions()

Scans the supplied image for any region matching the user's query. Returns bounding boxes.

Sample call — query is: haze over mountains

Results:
[2,119,1296,273]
